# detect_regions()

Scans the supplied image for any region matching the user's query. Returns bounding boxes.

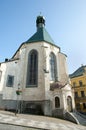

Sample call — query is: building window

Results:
[26,50,38,87]
[55,97,60,108]
[50,52,57,81]
[83,103,86,109]
[81,91,85,97]
[0,70,2,82]
[73,82,76,87]
[75,92,78,98]
[76,103,81,111]
[79,81,83,86]
[6,75,14,87]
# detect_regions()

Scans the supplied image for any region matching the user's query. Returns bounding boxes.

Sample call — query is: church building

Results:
[0,16,75,117]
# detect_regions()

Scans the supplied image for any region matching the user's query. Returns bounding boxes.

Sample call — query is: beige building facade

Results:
[70,65,86,113]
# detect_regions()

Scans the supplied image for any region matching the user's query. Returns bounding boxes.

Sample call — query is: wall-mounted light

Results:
[43,69,49,73]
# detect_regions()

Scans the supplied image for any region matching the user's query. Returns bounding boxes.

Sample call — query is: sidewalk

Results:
[0,110,86,130]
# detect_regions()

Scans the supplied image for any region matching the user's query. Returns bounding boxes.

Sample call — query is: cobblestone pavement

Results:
[0,111,86,130]
[0,124,43,130]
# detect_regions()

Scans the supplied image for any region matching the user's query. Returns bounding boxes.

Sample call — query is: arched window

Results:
[67,96,72,112]
[55,97,60,108]
[26,50,38,87]
[50,52,56,81]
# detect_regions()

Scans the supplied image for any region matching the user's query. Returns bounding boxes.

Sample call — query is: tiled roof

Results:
[12,16,60,59]
[26,27,55,45]
[70,65,86,78]
[50,82,66,91]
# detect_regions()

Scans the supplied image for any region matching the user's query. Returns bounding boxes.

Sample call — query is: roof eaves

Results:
[27,40,60,50]
[1,58,19,64]
[70,74,83,79]
[12,42,25,59]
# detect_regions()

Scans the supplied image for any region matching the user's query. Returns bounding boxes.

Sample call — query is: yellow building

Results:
[70,65,86,113]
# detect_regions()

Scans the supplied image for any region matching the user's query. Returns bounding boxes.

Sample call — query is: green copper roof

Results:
[26,27,55,44]
[70,65,86,78]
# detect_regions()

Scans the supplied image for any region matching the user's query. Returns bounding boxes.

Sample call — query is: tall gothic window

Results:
[50,52,56,81]
[26,50,38,87]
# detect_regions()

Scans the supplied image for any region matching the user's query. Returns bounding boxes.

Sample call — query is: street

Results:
[0,111,85,130]
[0,123,43,130]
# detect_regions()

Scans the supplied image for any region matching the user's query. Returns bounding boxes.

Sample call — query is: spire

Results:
[26,15,58,46]
[36,15,45,31]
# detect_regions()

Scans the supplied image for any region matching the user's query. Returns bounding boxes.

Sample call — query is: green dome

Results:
[12,16,60,59]
[26,27,55,45]
[26,15,55,45]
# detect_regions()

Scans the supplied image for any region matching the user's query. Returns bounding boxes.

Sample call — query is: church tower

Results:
[0,15,75,118]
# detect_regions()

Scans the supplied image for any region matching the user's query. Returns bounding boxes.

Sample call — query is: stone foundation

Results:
[0,98,52,116]
[52,108,64,119]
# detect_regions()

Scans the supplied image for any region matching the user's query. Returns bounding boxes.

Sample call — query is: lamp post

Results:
[15,87,22,115]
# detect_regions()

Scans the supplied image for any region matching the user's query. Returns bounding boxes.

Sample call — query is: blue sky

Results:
[0,0,86,74]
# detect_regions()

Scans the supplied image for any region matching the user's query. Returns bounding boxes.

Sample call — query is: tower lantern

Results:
[36,16,45,31]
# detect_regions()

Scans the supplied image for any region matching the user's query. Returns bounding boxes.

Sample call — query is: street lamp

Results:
[15,87,22,115]
[16,88,22,95]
